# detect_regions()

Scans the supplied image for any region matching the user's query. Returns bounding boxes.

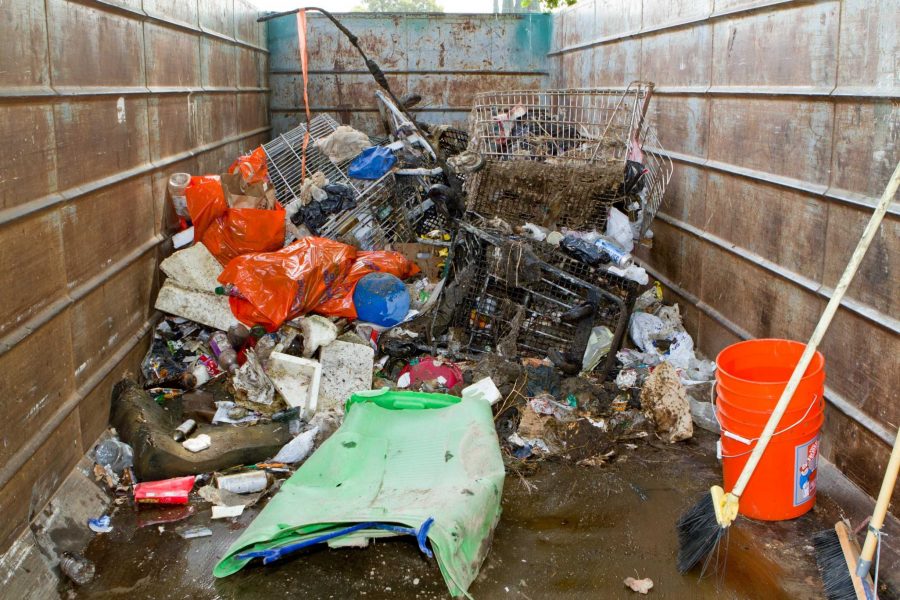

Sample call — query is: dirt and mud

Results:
[67,429,852,600]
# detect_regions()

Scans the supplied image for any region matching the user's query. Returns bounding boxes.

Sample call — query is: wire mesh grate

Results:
[262,114,361,207]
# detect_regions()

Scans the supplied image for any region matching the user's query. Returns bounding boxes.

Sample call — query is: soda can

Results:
[594,239,633,268]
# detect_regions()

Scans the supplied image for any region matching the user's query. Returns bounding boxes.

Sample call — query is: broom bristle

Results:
[812,528,858,600]
[676,492,727,574]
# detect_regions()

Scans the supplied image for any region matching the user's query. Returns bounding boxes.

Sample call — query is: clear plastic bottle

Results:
[168,173,191,218]
[59,552,95,585]
[93,438,134,473]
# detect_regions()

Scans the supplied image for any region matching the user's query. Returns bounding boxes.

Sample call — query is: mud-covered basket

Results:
[465,83,672,238]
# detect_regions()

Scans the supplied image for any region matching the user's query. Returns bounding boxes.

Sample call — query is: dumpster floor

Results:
[70,430,840,599]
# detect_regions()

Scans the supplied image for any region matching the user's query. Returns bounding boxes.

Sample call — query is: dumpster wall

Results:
[0,0,269,552]
[268,12,552,135]
[552,0,899,504]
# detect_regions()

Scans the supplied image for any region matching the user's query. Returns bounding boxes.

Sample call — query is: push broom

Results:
[813,427,899,599]
[676,157,900,575]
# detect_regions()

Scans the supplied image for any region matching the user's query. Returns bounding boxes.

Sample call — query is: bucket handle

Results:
[714,393,820,459]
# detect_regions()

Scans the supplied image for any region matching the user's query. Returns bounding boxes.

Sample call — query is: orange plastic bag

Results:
[218,238,419,329]
[314,251,421,319]
[229,146,268,185]
[185,175,285,265]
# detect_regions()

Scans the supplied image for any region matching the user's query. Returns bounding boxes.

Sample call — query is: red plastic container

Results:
[715,339,825,521]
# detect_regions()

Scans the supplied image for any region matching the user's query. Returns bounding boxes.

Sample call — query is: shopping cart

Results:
[465,82,672,239]
[434,221,628,380]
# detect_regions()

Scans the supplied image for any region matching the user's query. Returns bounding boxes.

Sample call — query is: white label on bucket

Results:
[794,437,819,506]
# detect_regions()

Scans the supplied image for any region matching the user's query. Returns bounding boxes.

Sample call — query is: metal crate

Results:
[464,83,672,238]
[439,221,628,379]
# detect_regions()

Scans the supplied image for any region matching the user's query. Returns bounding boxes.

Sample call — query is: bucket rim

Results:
[716,338,825,386]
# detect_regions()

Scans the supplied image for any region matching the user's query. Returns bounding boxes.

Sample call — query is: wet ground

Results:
[69,431,868,599]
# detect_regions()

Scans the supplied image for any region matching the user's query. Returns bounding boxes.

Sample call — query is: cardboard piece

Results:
[220,172,276,210]
[160,243,222,291]
[395,243,445,281]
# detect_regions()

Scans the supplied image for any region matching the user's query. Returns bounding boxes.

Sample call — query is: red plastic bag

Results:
[218,238,419,329]
[229,146,268,185]
[185,175,285,265]
[133,475,196,505]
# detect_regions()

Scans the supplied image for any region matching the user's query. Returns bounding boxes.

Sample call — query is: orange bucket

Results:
[715,339,825,521]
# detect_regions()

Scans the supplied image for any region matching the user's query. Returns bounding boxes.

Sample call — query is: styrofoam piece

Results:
[267,352,322,418]
[298,315,338,358]
[211,504,244,519]
[462,377,502,405]
[155,281,239,331]
[318,340,374,411]
[172,227,194,249]
[160,242,221,291]
[182,434,211,453]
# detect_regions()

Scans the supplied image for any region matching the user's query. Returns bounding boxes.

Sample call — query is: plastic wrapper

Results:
[186,175,285,265]
[348,146,396,180]
[229,146,268,185]
[134,476,196,505]
[219,238,419,329]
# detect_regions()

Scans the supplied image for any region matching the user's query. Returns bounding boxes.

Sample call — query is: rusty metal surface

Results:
[268,13,552,135]
[554,0,900,502]
[0,0,269,553]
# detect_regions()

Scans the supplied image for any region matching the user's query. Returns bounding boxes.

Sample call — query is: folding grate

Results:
[440,222,628,379]
[261,114,361,207]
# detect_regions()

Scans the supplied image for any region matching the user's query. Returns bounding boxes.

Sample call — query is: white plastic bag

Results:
[605,207,634,252]
[272,426,319,464]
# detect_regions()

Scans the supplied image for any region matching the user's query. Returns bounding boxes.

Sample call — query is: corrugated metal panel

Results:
[268,13,552,135]
[555,0,900,506]
[0,0,270,553]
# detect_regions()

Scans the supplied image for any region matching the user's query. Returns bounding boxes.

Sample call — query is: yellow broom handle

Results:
[733,159,900,497]
[857,428,900,575]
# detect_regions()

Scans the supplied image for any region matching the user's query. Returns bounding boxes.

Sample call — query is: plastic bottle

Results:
[59,552,95,585]
[227,324,251,349]
[168,173,191,218]
[253,333,279,365]
[209,331,238,372]
[214,283,245,298]
[94,438,134,473]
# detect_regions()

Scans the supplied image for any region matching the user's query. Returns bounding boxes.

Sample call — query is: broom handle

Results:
[857,427,900,575]
[732,159,900,497]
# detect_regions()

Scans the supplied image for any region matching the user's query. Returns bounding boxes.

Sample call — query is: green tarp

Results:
[214,389,506,598]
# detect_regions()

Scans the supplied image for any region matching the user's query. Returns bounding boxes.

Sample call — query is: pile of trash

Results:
[75,83,709,599]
